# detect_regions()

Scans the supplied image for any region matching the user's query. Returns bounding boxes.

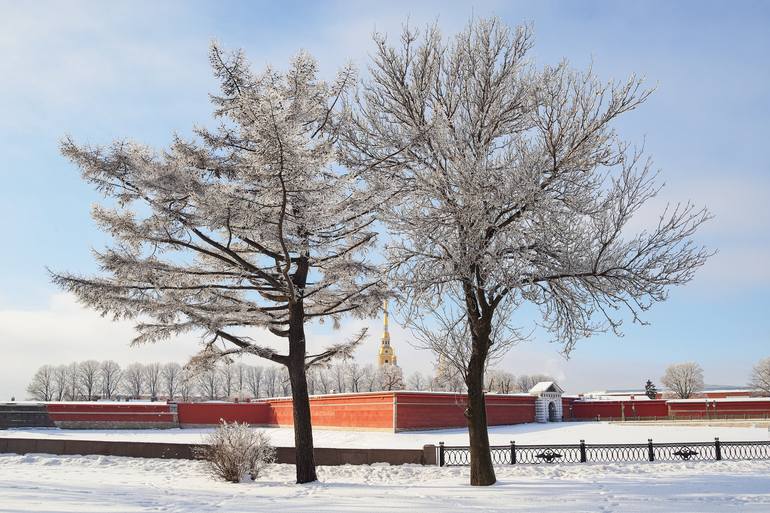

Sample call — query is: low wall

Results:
[177,402,271,427]
[394,393,536,430]
[668,398,770,419]
[0,404,55,429]
[266,393,395,430]
[46,403,177,429]
[569,400,669,420]
[0,437,433,465]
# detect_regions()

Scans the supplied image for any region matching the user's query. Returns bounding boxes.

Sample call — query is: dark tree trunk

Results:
[465,319,496,486]
[287,356,317,484]
[286,258,317,484]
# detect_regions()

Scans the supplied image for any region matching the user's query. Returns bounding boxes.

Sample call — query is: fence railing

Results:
[437,438,770,466]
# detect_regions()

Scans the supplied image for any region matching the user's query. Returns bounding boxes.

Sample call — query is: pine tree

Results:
[645,379,658,399]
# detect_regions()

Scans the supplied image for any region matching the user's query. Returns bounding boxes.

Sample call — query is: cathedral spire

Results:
[377,300,397,366]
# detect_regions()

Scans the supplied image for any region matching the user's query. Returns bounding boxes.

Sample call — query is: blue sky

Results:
[1,0,769,397]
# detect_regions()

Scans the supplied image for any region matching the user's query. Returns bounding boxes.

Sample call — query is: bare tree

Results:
[343,18,711,485]
[406,371,427,391]
[331,362,348,394]
[378,364,404,391]
[53,44,383,484]
[750,357,770,396]
[661,362,704,399]
[515,374,555,393]
[53,365,69,401]
[178,367,195,401]
[347,362,366,392]
[263,366,278,398]
[123,363,146,399]
[361,364,379,392]
[66,362,80,400]
[27,365,56,401]
[143,362,162,400]
[245,365,264,399]
[197,367,222,400]
[100,360,123,399]
[486,369,516,394]
[78,360,101,401]
[220,363,236,399]
[161,362,183,400]
[312,366,331,394]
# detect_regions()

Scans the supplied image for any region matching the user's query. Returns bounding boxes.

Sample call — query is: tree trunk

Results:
[465,326,496,486]
[288,358,317,484]
[287,284,317,484]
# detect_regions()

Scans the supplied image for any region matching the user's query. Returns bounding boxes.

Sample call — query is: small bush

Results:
[200,421,275,483]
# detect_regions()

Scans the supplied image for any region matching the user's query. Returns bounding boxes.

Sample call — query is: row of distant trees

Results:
[645,359,770,400]
[26,360,553,401]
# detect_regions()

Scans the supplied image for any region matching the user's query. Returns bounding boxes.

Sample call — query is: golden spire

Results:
[381,300,390,346]
[378,300,397,366]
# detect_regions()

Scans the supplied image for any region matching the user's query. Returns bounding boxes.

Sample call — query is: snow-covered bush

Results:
[200,422,275,483]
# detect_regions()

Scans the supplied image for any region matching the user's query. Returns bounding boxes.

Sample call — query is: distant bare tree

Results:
[312,366,331,395]
[331,363,347,394]
[406,371,427,391]
[245,366,264,399]
[27,365,56,401]
[749,357,770,396]
[220,363,236,399]
[123,363,146,399]
[144,362,162,400]
[78,360,101,400]
[53,365,68,401]
[66,362,80,400]
[486,369,516,394]
[197,367,222,400]
[100,360,122,399]
[161,363,183,400]
[662,362,704,399]
[515,374,555,393]
[379,364,404,391]
[361,364,379,392]
[347,363,366,393]
[263,367,278,398]
[178,367,195,401]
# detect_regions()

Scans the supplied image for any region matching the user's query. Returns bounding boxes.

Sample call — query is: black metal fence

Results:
[437,438,770,466]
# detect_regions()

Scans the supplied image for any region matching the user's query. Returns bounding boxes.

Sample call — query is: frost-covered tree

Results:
[100,360,123,399]
[161,362,183,400]
[53,365,69,401]
[197,367,222,400]
[486,369,516,394]
[343,18,711,485]
[346,362,366,392]
[53,44,383,483]
[27,365,56,401]
[749,357,770,396]
[406,371,428,391]
[661,362,704,399]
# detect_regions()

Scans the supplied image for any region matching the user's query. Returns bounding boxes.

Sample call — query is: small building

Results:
[529,381,564,423]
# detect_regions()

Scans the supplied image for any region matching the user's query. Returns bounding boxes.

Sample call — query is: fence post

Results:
[580,439,587,463]
[648,438,655,462]
[439,442,445,467]
[510,441,516,465]
[715,437,722,461]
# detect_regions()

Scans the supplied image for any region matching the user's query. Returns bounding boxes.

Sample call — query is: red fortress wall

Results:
[26,395,770,431]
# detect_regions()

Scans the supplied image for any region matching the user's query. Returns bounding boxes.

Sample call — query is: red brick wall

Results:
[46,403,176,425]
[668,399,770,419]
[176,402,271,426]
[393,393,536,430]
[265,393,394,429]
[570,400,668,419]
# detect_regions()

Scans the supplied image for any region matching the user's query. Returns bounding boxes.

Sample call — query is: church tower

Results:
[377,300,398,366]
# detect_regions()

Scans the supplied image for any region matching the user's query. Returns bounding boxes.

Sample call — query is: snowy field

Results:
[2,453,770,512]
[2,421,770,448]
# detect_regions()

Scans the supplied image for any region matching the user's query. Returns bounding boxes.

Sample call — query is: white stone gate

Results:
[529,381,564,423]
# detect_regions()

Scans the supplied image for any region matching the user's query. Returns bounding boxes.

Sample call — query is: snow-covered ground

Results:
[2,421,769,448]
[2,453,770,512]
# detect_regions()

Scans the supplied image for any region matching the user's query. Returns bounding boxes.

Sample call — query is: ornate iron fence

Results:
[437,438,770,466]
